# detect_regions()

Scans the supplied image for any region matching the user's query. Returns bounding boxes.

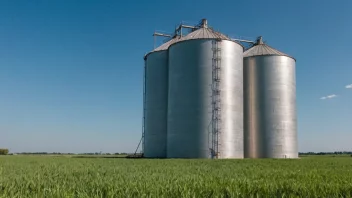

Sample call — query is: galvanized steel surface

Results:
[218,41,244,159]
[144,50,168,158]
[244,55,297,158]
[167,39,243,158]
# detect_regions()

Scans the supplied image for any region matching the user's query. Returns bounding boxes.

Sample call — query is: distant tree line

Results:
[0,148,9,155]
[299,151,352,155]
[16,152,76,155]
[77,152,129,155]
[11,152,130,155]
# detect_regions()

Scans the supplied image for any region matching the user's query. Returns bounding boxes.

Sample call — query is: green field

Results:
[1,156,352,197]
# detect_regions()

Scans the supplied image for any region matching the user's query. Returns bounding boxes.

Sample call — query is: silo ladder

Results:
[211,40,222,159]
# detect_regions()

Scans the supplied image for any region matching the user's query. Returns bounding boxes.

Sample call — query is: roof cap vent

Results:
[201,19,208,28]
[256,36,264,45]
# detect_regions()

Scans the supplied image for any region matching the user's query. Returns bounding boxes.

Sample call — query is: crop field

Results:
[1,155,352,197]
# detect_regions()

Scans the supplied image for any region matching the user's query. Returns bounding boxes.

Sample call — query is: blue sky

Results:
[0,0,351,153]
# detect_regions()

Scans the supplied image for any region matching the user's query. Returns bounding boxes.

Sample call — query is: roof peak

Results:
[176,27,229,42]
[244,39,295,60]
[200,19,208,28]
[256,36,264,45]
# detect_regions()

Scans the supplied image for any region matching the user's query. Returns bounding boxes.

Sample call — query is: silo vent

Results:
[201,19,208,28]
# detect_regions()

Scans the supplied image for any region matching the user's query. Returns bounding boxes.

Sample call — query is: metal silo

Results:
[243,37,298,158]
[143,36,180,158]
[167,19,244,159]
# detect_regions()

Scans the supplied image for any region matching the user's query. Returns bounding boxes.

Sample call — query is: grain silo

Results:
[143,36,180,158]
[167,19,244,159]
[243,37,298,158]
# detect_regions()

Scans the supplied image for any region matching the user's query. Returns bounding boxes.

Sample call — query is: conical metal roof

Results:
[144,19,243,59]
[144,36,181,59]
[177,27,229,41]
[153,36,181,52]
[244,37,295,60]
[175,19,230,42]
[169,19,243,49]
